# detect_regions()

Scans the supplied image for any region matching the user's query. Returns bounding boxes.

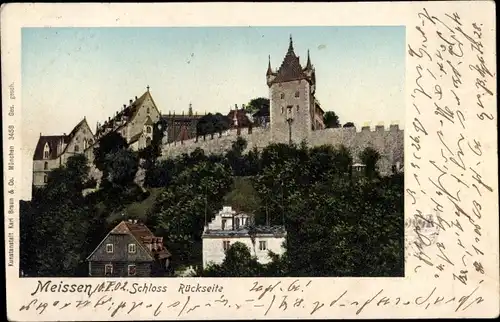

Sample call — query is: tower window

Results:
[295,91,300,98]
[74,145,79,152]
[280,93,285,99]
[146,126,152,133]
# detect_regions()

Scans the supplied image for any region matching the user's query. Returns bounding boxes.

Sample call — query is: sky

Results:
[21,26,405,199]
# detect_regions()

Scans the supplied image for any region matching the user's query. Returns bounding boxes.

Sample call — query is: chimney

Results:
[129,99,133,105]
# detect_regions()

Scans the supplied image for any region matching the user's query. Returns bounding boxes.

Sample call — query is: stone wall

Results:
[159,125,404,176]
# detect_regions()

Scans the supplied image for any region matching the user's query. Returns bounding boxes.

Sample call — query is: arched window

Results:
[44,162,48,170]
[43,174,48,183]
[74,145,79,152]
[83,139,87,150]
[147,107,150,114]
[43,143,50,159]
[146,126,152,134]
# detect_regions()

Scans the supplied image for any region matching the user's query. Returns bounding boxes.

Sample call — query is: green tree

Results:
[323,111,340,128]
[246,97,269,114]
[30,154,94,277]
[359,147,381,179]
[104,149,139,186]
[151,161,233,268]
[93,131,128,180]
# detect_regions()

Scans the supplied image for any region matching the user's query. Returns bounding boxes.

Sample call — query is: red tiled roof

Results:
[110,221,172,258]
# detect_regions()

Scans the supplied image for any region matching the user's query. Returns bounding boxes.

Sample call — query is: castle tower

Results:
[266,35,317,144]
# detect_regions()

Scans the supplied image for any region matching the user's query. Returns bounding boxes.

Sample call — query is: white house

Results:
[201,206,286,268]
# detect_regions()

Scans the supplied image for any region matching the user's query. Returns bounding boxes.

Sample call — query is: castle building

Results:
[202,206,286,268]
[92,86,162,152]
[160,103,203,143]
[32,118,95,188]
[33,86,163,188]
[267,35,325,144]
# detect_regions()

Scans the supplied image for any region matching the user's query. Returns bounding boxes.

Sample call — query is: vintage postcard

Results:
[2,2,498,320]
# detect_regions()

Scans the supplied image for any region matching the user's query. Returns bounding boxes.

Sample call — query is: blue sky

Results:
[21,26,405,199]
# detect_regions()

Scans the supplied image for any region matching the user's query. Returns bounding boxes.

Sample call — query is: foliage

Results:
[359,147,381,179]
[21,132,403,278]
[196,113,231,139]
[323,111,341,128]
[104,149,139,186]
[343,122,355,128]
[93,131,128,173]
[149,160,234,269]
[246,97,269,114]
[26,154,93,277]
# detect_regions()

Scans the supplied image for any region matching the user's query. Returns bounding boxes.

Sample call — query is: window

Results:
[221,219,227,230]
[147,107,150,114]
[281,106,284,114]
[76,136,80,142]
[235,218,240,228]
[146,126,152,133]
[295,91,300,98]
[44,151,50,159]
[43,174,48,183]
[259,241,267,251]
[44,162,48,170]
[128,243,136,254]
[222,241,230,251]
[106,244,113,253]
[128,265,137,276]
[280,93,285,99]
[105,264,113,276]
[74,145,79,152]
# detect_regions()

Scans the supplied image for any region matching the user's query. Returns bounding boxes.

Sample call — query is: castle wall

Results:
[159,125,404,176]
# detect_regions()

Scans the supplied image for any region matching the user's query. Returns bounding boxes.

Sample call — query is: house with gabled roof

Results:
[86,219,171,277]
[32,117,95,187]
[92,86,162,152]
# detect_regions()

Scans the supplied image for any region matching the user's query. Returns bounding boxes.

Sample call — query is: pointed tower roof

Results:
[266,55,274,76]
[271,35,308,84]
[305,49,312,70]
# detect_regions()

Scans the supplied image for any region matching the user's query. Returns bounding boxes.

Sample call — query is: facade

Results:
[267,36,325,144]
[161,104,203,143]
[202,206,287,268]
[32,118,95,187]
[86,219,171,277]
[92,87,161,151]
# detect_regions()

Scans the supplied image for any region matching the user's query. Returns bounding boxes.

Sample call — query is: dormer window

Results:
[43,143,50,159]
[106,244,113,253]
[128,243,136,254]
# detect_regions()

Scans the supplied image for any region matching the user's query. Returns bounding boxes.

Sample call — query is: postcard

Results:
[2,2,498,320]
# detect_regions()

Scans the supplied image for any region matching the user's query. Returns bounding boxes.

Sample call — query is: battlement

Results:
[159,123,404,176]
